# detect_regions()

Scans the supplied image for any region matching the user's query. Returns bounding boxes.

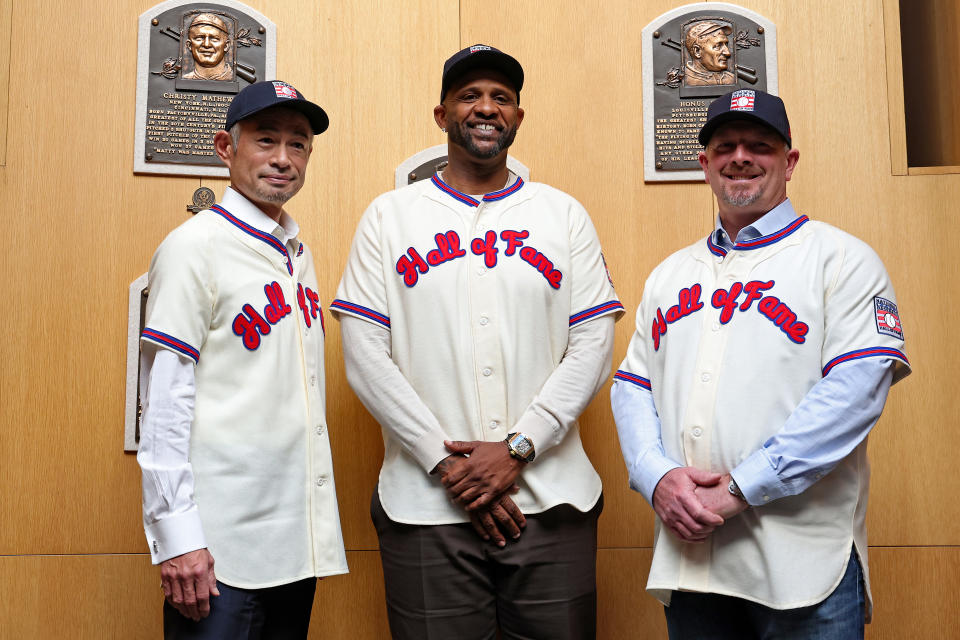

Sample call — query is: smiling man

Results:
[612,89,910,638]
[331,45,622,639]
[137,80,347,638]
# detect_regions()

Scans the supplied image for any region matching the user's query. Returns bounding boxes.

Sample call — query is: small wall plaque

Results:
[642,3,777,182]
[395,145,530,190]
[134,0,276,177]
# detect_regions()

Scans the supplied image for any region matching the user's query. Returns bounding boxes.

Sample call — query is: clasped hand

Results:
[434,440,526,546]
[652,468,748,543]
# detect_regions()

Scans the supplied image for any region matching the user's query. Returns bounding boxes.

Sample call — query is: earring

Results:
[442,128,447,133]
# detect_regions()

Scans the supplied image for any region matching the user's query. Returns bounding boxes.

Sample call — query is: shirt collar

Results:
[707,198,809,257]
[711,198,799,250]
[220,186,300,247]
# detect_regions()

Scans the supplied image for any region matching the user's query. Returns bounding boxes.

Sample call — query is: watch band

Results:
[728,478,745,501]
[505,432,536,463]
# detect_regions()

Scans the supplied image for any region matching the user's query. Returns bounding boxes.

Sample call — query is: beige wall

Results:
[0,0,956,637]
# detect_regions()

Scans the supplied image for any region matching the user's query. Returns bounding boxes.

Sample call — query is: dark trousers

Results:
[664,547,865,640]
[372,490,602,640]
[163,578,317,640]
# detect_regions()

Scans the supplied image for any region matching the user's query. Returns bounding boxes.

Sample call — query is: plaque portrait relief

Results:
[641,3,777,182]
[134,0,276,177]
[682,20,736,87]
[181,12,235,81]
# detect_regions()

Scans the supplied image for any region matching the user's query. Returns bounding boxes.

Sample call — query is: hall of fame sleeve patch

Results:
[874,297,904,339]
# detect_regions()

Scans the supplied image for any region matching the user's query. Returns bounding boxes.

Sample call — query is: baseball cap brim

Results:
[698,111,789,147]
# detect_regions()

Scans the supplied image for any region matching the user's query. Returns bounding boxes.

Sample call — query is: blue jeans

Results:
[163,578,317,640]
[664,548,864,640]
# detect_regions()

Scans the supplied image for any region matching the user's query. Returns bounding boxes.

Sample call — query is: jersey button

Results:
[489,420,499,429]
[310,375,317,386]
[701,372,711,382]
[711,322,720,331]
[316,476,326,487]
[479,315,489,326]
[476,267,486,276]
[315,425,325,436]
[692,427,703,437]
[482,367,492,377]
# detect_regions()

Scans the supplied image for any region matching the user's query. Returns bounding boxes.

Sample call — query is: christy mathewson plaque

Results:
[642,3,776,182]
[134,0,276,177]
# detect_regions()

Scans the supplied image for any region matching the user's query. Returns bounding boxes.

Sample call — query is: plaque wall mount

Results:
[642,3,777,182]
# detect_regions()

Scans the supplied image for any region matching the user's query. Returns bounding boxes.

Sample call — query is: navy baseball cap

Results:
[698,89,791,148]
[441,44,524,102]
[225,80,329,135]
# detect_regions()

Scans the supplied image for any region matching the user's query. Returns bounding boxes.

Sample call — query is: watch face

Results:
[513,438,532,456]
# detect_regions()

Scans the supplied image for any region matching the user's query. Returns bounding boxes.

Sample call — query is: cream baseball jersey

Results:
[141,188,347,588]
[615,205,909,609]
[331,174,623,523]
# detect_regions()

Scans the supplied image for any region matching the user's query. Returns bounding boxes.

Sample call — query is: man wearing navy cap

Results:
[612,89,910,637]
[137,80,347,638]
[332,45,622,638]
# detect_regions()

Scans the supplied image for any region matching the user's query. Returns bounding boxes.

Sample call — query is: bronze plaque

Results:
[642,3,777,182]
[134,0,276,177]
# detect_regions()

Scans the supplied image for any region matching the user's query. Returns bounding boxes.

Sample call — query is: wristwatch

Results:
[728,477,745,501]
[505,432,536,463]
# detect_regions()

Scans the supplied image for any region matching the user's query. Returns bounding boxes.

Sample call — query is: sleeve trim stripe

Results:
[569,300,624,326]
[822,347,909,376]
[330,299,391,328]
[614,370,651,390]
[141,328,200,363]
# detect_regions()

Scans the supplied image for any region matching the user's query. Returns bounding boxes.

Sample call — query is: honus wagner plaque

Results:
[642,3,777,182]
[134,0,276,177]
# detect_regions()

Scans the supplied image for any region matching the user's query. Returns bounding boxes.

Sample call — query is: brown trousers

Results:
[371,490,602,640]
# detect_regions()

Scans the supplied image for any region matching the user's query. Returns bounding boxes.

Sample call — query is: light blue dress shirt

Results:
[612,199,896,506]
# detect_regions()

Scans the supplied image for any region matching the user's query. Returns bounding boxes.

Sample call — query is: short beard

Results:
[255,186,295,204]
[448,121,518,159]
[718,183,763,208]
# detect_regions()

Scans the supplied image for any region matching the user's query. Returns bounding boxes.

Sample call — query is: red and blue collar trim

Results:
[430,173,524,207]
[707,215,809,257]
[211,204,293,276]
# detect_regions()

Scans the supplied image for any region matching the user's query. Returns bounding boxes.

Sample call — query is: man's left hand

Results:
[694,474,749,520]
[440,440,524,511]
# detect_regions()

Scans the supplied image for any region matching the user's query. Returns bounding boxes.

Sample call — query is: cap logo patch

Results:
[470,45,492,53]
[272,81,298,99]
[874,297,904,339]
[730,90,755,111]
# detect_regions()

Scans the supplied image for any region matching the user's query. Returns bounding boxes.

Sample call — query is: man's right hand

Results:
[433,455,526,546]
[160,548,220,621]
[652,467,725,543]
[468,493,526,547]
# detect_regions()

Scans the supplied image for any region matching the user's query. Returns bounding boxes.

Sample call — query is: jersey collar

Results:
[211,187,295,275]
[707,198,808,257]
[430,172,524,208]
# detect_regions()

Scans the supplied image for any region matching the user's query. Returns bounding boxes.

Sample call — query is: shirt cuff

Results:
[413,431,455,474]
[633,450,682,505]
[144,508,207,564]
[731,449,794,506]
[512,408,560,455]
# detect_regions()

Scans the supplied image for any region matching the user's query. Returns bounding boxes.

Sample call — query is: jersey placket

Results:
[467,199,509,442]
[678,248,748,587]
